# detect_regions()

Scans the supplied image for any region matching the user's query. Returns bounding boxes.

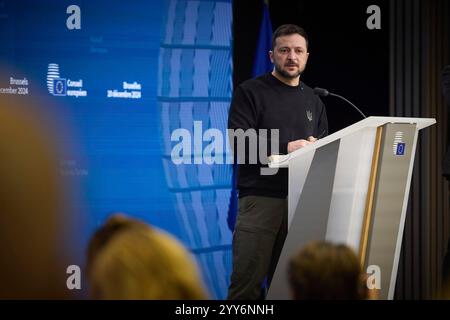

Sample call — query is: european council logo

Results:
[53,78,67,96]
[393,131,406,156]
[47,63,66,96]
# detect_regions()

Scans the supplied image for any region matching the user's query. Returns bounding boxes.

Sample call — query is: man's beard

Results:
[274,63,304,79]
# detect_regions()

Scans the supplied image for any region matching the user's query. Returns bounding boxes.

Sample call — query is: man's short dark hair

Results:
[288,241,366,300]
[271,24,309,50]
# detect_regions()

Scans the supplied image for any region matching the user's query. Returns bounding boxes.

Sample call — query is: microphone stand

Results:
[313,87,367,119]
[328,92,367,119]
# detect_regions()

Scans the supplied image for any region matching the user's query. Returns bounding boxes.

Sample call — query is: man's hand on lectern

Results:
[287,136,317,153]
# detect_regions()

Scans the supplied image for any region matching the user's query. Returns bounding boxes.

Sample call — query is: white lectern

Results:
[266,116,436,300]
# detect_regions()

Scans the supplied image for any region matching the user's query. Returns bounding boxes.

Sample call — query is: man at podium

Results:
[227,24,328,299]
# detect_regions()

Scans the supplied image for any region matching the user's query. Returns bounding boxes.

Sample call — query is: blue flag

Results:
[252,3,274,77]
[227,2,273,232]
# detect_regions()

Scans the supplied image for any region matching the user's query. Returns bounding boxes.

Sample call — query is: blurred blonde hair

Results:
[0,94,68,298]
[89,221,208,299]
[86,213,148,278]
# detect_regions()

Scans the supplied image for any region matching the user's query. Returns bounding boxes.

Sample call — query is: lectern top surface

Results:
[269,116,436,168]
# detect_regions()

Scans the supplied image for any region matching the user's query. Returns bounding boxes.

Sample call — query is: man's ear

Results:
[269,50,274,63]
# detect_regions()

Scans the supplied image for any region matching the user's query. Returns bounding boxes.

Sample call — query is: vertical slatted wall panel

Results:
[391,0,449,299]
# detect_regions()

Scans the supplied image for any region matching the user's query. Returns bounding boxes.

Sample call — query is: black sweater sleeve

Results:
[228,85,287,165]
[228,85,257,131]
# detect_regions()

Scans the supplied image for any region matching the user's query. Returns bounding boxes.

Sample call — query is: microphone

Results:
[313,87,367,119]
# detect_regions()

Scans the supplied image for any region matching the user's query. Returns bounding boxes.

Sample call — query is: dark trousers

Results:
[227,195,288,300]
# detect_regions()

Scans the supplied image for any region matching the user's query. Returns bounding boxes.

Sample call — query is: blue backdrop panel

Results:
[0,0,233,299]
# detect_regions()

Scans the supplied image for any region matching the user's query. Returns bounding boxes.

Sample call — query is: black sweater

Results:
[228,73,328,198]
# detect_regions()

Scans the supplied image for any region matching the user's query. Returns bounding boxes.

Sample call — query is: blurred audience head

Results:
[288,241,367,300]
[86,213,148,277]
[0,93,70,298]
[88,214,208,299]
